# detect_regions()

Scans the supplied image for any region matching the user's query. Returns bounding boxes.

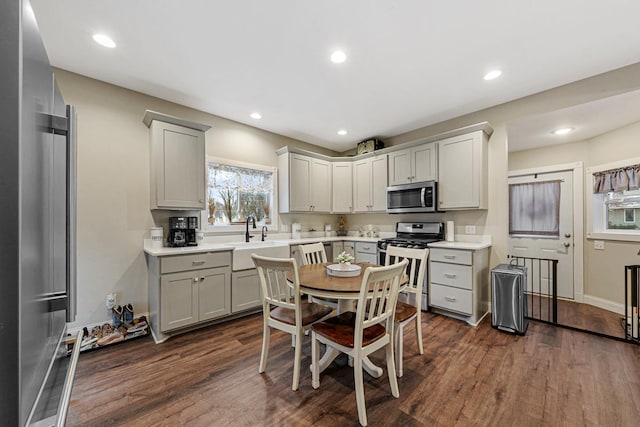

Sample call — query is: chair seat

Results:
[311,312,386,348]
[394,301,417,323]
[271,302,333,326]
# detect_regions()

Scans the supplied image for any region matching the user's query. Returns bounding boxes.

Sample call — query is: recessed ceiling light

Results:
[337,129,347,136]
[331,50,347,64]
[250,112,262,120]
[92,34,116,48]
[552,127,574,135]
[483,69,502,81]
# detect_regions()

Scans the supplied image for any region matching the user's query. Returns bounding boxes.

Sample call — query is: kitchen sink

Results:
[232,241,290,271]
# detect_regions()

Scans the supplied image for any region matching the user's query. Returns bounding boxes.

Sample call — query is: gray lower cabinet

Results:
[231,269,262,313]
[147,251,231,341]
[428,246,489,326]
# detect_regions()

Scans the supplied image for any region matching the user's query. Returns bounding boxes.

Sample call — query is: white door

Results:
[508,170,574,299]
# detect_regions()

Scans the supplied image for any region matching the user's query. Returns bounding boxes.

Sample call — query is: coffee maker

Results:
[167,216,198,247]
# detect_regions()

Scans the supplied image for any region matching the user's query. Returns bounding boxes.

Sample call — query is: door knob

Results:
[563,242,571,248]
[564,233,572,238]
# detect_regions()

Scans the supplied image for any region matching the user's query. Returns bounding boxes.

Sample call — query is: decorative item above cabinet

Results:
[144,110,211,210]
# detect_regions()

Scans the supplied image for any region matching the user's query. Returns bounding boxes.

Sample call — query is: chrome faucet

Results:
[261,226,268,241]
[245,215,256,242]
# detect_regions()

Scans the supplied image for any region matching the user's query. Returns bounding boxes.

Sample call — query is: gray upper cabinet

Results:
[437,130,489,210]
[388,142,437,186]
[144,110,211,210]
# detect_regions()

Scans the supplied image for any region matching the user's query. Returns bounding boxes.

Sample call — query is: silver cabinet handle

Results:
[444,296,457,302]
[444,255,456,259]
[192,260,205,266]
[444,273,457,278]
[563,242,571,248]
[193,277,200,282]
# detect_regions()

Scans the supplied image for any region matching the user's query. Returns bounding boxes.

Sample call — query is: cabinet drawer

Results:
[429,283,472,315]
[161,251,231,274]
[355,242,377,254]
[430,261,472,290]
[430,248,472,265]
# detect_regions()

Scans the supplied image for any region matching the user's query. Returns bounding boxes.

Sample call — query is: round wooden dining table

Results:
[292,262,385,378]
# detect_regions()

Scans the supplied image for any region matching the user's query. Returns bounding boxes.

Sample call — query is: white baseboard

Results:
[583,295,624,315]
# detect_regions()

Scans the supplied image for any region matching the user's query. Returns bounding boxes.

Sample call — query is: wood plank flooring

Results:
[67,312,640,426]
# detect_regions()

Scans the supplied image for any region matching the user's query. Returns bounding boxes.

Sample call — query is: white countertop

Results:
[428,235,492,250]
[143,236,382,257]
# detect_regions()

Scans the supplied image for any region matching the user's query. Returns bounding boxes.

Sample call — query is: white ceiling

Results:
[508,89,640,152]
[30,0,640,153]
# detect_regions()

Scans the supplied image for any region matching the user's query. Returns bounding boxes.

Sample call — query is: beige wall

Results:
[56,61,640,328]
[54,69,339,328]
[509,120,640,306]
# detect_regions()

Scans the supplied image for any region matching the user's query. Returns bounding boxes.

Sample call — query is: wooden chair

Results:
[252,254,333,391]
[298,242,338,309]
[311,259,408,426]
[385,246,429,377]
[298,242,327,265]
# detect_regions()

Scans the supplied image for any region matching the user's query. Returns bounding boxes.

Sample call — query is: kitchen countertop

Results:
[428,236,492,250]
[143,235,382,257]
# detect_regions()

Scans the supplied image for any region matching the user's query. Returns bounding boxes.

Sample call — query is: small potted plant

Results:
[336,251,355,265]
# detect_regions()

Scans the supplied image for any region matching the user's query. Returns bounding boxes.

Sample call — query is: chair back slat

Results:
[384,246,429,296]
[252,254,299,312]
[298,242,328,265]
[355,259,408,344]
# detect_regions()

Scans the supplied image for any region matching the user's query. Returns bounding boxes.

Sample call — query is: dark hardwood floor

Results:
[67,312,640,426]
[528,294,626,338]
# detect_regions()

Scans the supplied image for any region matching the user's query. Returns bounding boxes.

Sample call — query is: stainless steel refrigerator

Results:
[1,1,80,425]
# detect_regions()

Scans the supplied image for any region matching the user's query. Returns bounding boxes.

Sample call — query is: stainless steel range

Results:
[377,222,445,311]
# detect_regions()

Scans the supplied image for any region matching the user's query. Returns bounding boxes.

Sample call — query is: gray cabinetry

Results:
[388,142,437,185]
[231,269,262,313]
[144,110,211,210]
[428,246,489,325]
[437,130,489,210]
[147,251,231,341]
[279,152,331,213]
[355,241,377,264]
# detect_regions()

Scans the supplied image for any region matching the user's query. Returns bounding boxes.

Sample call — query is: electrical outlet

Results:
[465,225,476,234]
[106,293,116,309]
[594,240,605,250]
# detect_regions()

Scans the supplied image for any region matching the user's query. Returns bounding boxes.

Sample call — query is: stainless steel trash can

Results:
[491,263,528,334]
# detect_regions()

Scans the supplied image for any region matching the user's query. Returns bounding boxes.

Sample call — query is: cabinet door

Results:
[331,162,353,213]
[289,154,312,211]
[311,158,331,212]
[160,270,198,332]
[388,148,412,186]
[412,142,437,182]
[151,121,205,210]
[438,132,485,209]
[232,269,262,313]
[352,159,371,212]
[198,267,231,321]
[370,155,388,211]
[344,241,356,256]
[332,241,344,259]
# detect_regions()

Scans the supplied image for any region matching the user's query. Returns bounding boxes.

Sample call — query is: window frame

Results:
[200,156,278,234]
[586,156,640,242]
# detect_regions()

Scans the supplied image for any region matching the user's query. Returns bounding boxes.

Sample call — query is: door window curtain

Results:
[593,164,640,193]
[509,180,561,236]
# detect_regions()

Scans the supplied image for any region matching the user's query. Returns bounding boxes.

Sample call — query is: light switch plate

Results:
[465,225,476,234]
[594,240,605,250]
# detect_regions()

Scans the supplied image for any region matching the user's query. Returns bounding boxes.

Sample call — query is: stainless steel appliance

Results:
[1,2,80,425]
[168,216,198,247]
[377,222,445,311]
[386,180,438,213]
[491,264,529,334]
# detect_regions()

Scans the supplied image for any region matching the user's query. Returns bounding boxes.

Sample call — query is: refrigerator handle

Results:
[66,105,77,322]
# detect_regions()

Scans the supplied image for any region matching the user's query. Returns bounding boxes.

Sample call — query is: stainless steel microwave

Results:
[386,181,438,213]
